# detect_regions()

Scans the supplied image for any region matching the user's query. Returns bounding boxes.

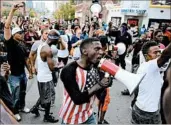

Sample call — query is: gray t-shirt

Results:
[31,40,43,52]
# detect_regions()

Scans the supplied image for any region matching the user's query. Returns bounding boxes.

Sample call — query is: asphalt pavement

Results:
[20,57,133,124]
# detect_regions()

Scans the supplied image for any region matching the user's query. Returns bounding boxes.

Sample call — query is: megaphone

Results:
[108,43,126,55]
[98,58,146,95]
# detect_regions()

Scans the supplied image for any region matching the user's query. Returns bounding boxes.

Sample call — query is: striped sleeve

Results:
[60,62,90,105]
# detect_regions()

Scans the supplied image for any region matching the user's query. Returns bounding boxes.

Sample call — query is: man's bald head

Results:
[48,29,60,36]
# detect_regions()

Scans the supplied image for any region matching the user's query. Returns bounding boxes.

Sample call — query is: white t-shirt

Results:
[135,59,164,112]
[57,35,69,58]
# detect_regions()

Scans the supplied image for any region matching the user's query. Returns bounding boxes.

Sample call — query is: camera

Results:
[0,54,7,65]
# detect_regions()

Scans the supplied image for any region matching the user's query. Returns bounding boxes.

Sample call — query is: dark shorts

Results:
[38,80,55,105]
[131,105,161,124]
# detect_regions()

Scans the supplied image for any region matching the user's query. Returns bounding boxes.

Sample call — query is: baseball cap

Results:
[12,27,22,35]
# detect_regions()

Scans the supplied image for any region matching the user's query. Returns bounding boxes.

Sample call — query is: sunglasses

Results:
[48,35,59,40]
[17,31,24,35]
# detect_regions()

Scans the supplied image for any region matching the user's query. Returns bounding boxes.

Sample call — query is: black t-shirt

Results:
[60,61,105,105]
[0,75,13,112]
[116,32,132,48]
[5,37,28,76]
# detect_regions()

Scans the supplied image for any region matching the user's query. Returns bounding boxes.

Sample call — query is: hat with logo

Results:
[12,27,22,35]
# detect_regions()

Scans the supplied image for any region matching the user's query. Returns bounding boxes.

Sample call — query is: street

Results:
[20,57,133,124]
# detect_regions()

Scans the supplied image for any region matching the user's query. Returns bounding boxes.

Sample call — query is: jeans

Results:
[61,114,97,124]
[8,73,27,114]
[131,105,161,124]
[83,114,97,124]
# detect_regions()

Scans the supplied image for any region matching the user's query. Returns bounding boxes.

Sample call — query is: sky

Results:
[33,1,54,12]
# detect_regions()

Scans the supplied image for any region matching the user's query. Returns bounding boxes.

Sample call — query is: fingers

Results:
[14,4,20,9]
[1,63,10,72]
[99,77,110,88]
[13,3,23,10]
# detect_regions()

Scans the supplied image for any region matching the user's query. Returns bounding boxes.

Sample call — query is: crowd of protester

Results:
[0,3,171,124]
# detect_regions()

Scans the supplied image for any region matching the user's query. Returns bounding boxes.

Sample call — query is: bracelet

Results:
[4,26,10,29]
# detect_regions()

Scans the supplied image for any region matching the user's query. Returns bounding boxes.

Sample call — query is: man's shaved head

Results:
[48,29,60,36]
[47,29,60,46]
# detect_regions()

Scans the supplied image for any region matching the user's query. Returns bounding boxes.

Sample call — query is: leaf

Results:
[53,2,75,20]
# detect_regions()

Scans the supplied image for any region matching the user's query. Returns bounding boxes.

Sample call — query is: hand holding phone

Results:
[0,62,10,76]
[13,3,24,12]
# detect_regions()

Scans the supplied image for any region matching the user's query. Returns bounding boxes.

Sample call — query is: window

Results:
[150,0,171,8]
[111,17,121,27]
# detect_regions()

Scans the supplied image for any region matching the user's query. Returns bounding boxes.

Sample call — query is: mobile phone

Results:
[14,4,23,8]
[0,54,7,64]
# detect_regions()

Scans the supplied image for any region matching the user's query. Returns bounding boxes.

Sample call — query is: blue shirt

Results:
[70,35,84,44]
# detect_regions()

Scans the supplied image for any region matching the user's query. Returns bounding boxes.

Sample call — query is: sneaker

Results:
[43,115,59,123]
[103,119,109,124]
[30,106,40,117]
[21,107,30,113]
[14,114,21,121]
[98,119,109,124]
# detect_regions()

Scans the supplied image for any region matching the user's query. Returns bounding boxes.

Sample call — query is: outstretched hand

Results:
[12,3,23,12]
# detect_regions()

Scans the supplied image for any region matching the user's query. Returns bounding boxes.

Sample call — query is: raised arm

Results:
[158,43,171,68]
[58,37,67,50]
[4,4,22,40]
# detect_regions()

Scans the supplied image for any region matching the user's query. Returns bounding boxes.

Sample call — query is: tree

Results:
[2,8,24,17]
[53,2,75,21]
[1,8,10,17]
[29,9,37,18]
[70,0,75,5]
[14,11,22,16]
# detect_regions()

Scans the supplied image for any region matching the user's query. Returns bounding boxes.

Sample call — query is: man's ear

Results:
[82,48,88,56]
[144,54,150,61]
[144,54,147,60]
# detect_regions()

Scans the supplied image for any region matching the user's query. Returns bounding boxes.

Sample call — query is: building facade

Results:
[35,1,45,13]
[74,0,170,28]
[53,0,69,11]
[75,0,108,26]
[106,0,171,28]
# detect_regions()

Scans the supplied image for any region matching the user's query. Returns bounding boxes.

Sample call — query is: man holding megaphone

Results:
[98,40,171,124]
[60,38,112,124]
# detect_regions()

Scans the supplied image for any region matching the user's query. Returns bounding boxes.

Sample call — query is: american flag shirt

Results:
[59,62,100,124]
